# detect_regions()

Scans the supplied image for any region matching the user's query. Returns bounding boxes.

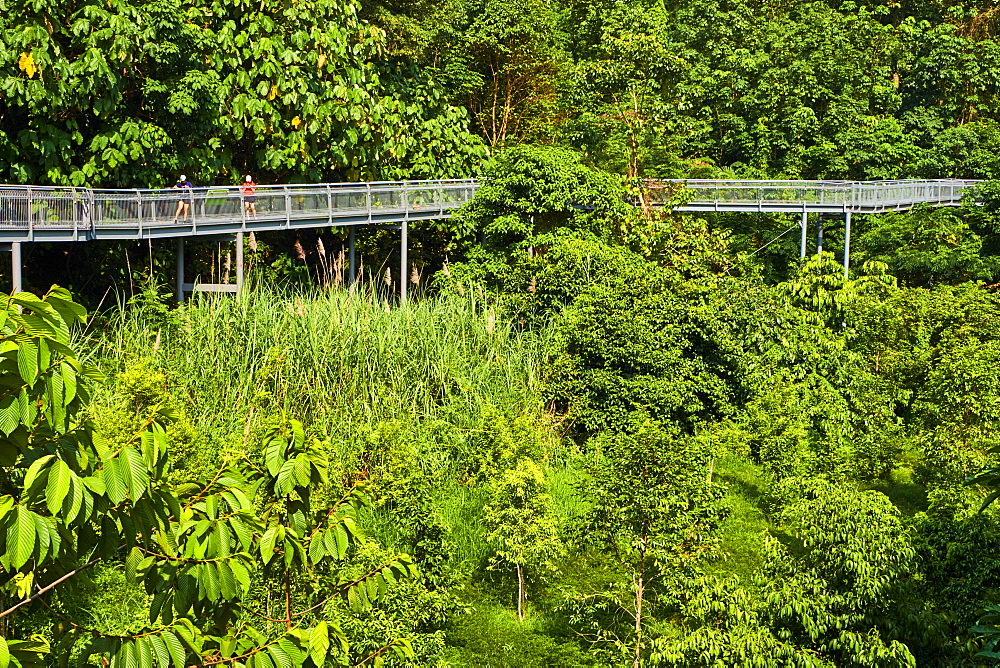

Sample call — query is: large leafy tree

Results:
[0,0,485,186]
[0,287,416,667]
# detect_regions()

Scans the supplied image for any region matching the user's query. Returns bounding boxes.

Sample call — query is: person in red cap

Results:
[241,175,257,218]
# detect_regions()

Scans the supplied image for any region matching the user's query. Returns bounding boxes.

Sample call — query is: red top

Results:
[241,181,256,195]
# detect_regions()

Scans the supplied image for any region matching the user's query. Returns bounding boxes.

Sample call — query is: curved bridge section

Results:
[0,180,479,243]
[645,178,981,278]
[648,179,979,213]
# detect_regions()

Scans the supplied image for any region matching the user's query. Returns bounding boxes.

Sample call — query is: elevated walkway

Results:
[644,178,982,278]
[648,179,978,213]
[0,177,983,294]
[0,178,979,243]
[0,180,478,243]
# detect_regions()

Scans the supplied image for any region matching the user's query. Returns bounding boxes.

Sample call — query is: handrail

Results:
[0,178,984,242]
[651,178,980,212]
[0,180,480,241]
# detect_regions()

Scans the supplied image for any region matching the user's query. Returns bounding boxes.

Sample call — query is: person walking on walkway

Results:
[172,175,193,223]
[241,175,257,218]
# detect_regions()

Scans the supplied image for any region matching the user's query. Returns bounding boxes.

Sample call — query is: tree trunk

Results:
[633,544,645,668]
[633,569,644,668]
[517,563,526,621]
[284,571,292,631]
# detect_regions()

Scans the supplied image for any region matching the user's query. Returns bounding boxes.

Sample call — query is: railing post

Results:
[366,184,372,224]
[87,189,95,240]
[71,189,79,242]
[136,190,143,236]
[240,185,246,226]
[284,186,291,228]
[326,184,333,225]
[26,187,33,242]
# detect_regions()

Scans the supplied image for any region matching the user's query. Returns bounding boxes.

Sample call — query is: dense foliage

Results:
[11,0,1000,665]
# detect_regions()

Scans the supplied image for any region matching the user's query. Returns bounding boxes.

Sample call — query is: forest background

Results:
[6,0,1000,666]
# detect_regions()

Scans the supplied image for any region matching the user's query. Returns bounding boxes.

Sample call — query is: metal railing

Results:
[0,180,480,240]
[651,178,981,212]
[0,177,986,241]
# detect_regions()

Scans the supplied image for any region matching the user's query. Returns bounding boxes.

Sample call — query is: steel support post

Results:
[817,216,824,255]
[176,237,185,303]
[11,242,21,294]
[400,219,408,305]
[235,232,244,294]
[800,211,808,259]
[348,226,356,287]
[843,211,852,279]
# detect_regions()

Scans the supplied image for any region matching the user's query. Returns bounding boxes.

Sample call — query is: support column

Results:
[843,211,852,279]
[11,242,22,294]
[400,219,408,305]
[800,211,808,259]
[817,216,824,256]
[235,232,244,294]
[348,226,356,287]
[176,237,185,303]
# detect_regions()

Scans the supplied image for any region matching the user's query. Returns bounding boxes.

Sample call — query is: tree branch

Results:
[0,554,104,619]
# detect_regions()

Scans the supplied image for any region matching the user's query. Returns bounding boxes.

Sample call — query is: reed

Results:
[92,287,548,435]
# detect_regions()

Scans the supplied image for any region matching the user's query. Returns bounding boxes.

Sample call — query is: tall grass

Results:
[90,288,549,437]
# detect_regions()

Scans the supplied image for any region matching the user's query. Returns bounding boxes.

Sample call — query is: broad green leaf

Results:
[267,643,291,668]
[45,459,71,516]
[260,526,279,563]
[61,362,77,405]
[121,448,151,501]
[21,454,54,498]
[309,621,330,667]
[103,458,127,505]
[16,339,38,385]
[136,637,153,668]
[62,476,84,524]
[308,531,325,564]
[7,506,35,569]
[161,631,185,668]
[125,546,143,582]
[217,560,237,600]
[148,635,170,668]
[0,395,20,436]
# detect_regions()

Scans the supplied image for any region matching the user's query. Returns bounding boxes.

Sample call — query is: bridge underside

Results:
[671,202,964,214]
[6,208,453,243]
